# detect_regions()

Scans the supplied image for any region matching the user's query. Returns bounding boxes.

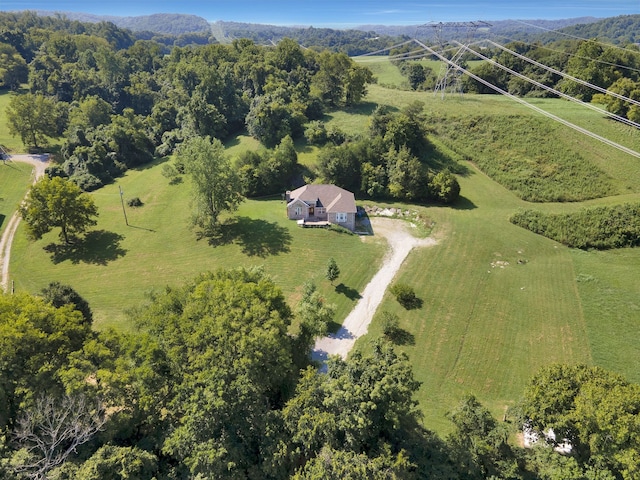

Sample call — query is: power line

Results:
[514,19,640,56]
[459,41,640,129]
[487,34,640,76]
[483,39,640,108]
[412,38,640,159]
[353,39,416,57]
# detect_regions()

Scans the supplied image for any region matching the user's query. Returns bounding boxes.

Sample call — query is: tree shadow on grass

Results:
[207,216,292,257]
[398,296,423,310]
[44,230,126,265]
[385,328,416,346]
[335,282,361,300]
[452,195,477,210]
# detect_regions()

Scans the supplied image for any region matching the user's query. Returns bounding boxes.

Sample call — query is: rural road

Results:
[0,154,50,292]
[312,217,436,364]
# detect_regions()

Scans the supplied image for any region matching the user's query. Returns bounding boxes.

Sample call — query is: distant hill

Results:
[355,17,600,42]
[542,14,640,44]
[24,11,640,48]
[33,11,211,35]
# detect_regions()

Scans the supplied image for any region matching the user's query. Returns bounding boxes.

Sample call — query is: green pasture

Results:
[0,161,32,237]
[354,55,407,88]
[10,158,385,331]
[0,90,23,153]
[357,165,596,432]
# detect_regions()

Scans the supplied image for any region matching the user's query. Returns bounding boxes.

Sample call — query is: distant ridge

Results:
[30,11,211,35]
[20,11,638,46]
[355,17,600,39]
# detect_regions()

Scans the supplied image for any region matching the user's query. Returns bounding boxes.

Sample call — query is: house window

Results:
[336,212,347,222]
[317,207,325,215]
[294,206,303,216]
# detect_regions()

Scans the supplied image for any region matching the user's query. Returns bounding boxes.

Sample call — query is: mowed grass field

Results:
[348,57,640,431]
[7,57,640,434]
[10,157,386,331]
[357,167,594,432]
[0,90,23,153]
[0,161,33,237]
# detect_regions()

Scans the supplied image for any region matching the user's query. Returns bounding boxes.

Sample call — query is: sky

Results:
[3,1,639,27]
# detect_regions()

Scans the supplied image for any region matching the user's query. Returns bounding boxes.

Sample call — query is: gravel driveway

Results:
[312,216,436,363]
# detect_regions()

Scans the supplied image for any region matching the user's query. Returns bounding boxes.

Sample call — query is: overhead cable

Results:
[484,39,640,108]
[458,41,640,129]
[411,39,640,159]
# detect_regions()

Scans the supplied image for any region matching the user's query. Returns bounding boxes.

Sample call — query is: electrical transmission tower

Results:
[416,21,491,98]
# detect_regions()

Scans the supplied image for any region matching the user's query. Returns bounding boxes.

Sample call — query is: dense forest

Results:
[1,11,459,204]
[3,10,640,479]
[2,272,640,479]
[33,12,213,36]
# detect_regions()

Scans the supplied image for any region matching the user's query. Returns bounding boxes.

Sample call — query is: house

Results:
[286,184,357,231]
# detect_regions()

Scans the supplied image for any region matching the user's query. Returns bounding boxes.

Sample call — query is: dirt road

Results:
[0,154,50,292]
[312,217,436,363]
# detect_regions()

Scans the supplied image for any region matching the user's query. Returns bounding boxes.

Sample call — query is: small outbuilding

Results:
[285,184,357,231]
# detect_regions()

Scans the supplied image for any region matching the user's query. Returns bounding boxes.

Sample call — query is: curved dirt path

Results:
[311,217,436,363]
[0,154,50,292]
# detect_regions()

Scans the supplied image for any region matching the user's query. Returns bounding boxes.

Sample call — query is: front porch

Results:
[297,218,331,228]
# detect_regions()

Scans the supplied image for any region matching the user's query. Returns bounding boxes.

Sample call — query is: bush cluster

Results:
[389,283,421,309]
[510,203,640,249]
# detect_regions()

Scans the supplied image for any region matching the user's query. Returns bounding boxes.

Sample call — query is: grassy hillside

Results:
[357,166,594,433]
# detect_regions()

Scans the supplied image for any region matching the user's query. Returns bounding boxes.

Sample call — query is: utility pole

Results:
[119,185,129,226]
[416,21,491,98]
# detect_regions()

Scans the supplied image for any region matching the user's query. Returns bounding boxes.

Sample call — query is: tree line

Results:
[1,273,639,479]
[1,12,373,190]
[4,11,463,213]
[460,39,640,123]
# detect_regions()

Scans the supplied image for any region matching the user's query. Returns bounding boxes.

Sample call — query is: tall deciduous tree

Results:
[19,176,98,244]
[0,293,92,428]
[521,364,640,478]
[295,281,334,357]
[12,394,106,480]
[133,267,295,478]
[40,281,93,324]
[178,135,243,232]
[6,93,62,149]
[0,42,28,90]
[278,342,422,476]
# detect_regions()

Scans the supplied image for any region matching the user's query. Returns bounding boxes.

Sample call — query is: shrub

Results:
[390,283,421,309]
[45,165,68,179]
[328,224,354,235]
[72,173,103,192]
[304,120,328,145]
[510,203,640,249]
[381,311,400,337]
[127,197,143,207]
[429,169,461,204]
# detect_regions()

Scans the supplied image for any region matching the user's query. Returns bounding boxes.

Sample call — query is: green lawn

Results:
[0,90,23,153]
[356,165,593,433]
[10,158,386,331]
[0,161,33,237]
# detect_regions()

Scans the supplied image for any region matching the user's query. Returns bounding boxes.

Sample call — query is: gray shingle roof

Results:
[287,184,356,213]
